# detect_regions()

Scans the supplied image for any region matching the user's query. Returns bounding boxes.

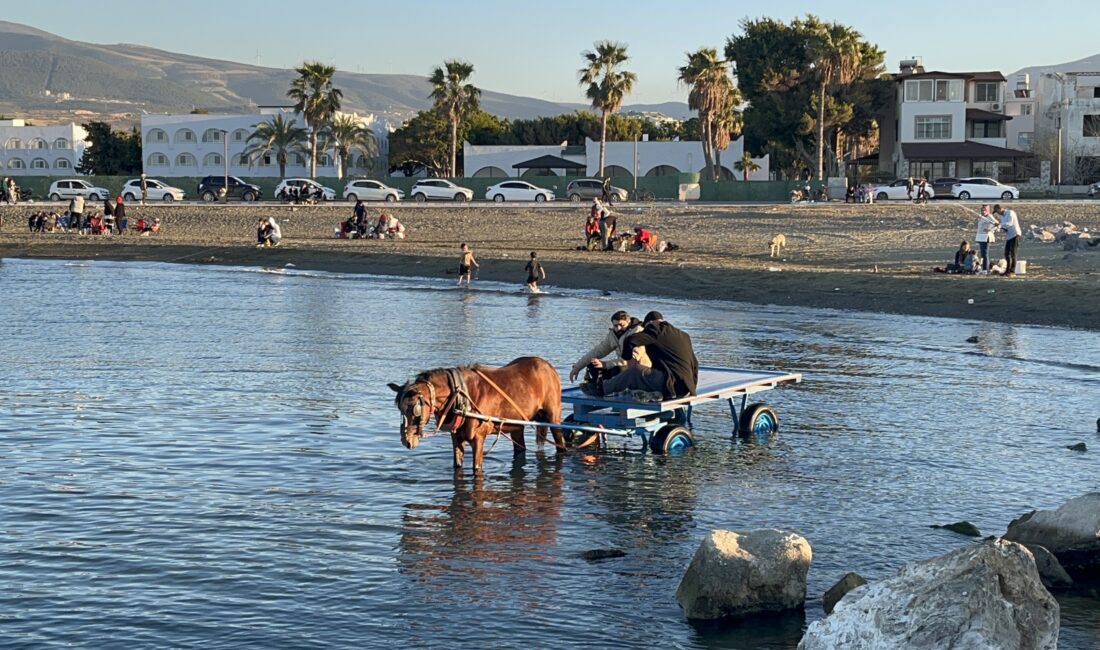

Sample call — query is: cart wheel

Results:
[650,425,694,454]
[739,403,779,438]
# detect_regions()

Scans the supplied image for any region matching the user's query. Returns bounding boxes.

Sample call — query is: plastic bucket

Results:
[1015,260,1027,275]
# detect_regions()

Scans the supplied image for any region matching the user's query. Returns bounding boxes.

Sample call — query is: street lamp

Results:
[218,129,229,202]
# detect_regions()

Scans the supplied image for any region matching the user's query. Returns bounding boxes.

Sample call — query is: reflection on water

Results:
[0,258,1098,649]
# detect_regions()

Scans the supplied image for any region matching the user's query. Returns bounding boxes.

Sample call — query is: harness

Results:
[404,368,474,437]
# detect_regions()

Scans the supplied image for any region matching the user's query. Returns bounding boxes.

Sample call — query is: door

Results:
[363,181,384,201]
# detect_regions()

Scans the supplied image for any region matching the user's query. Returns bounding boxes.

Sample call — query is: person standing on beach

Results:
[353,200,367,238]
[139,173,148,206]
[995,204,1021,277]
[597,201,617,251]
[601,177,612,203]
[974,204,998,272]
[524,251,546,293]
[69,195,85,234]
[114,197,127,235]
[906,176,914,200]
[457,243,479,288]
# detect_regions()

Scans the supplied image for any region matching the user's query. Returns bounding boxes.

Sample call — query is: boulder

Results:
[822,572,867,615]
[1038,230,1056,242]
[1067,442,1087,452]
[676,528,812,620]
[798,540,1059,650]
[1004,492,1100,580]
[1024,543,1073,589]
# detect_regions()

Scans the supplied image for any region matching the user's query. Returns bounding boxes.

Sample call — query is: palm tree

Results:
[712,91,743,180]
[287,61,343,178]
[678,48,732,181]
[429,60,480,177]
[323,114,378,179]
[734,151,761,181]
[803,17,862,181]
[579,41,637,177]
[243,113,308,178]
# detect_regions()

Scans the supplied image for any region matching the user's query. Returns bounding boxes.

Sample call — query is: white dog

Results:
[769,233,786,258]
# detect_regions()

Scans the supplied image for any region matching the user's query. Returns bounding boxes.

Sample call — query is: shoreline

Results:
[3,241,1097,330]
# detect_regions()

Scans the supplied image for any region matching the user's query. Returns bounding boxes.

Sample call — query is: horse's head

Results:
[388,379,437,450]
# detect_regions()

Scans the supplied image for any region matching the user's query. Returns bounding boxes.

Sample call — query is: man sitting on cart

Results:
[571,310,651,388]
[594,311,698,400]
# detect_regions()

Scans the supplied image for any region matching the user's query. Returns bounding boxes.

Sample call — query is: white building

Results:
[0,120,88,176]
[140,107,386,178]
[464,136,769,181]
[1007,71,1100,184]
[877,59,1031,180]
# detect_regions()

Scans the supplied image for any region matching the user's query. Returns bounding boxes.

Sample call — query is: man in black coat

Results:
[598,311,699,399]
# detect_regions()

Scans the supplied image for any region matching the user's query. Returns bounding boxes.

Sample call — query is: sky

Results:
[4,0,1096,106]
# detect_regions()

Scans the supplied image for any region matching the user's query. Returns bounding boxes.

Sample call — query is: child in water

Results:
[457,243,479,288]
[524,251,546,293]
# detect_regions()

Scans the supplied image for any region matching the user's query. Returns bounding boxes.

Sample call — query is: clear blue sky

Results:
[5,0,1095,105]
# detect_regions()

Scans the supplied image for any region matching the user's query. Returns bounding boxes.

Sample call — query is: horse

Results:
[388,356,564,473]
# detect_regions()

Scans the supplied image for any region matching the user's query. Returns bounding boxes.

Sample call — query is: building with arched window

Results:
[0,119,88,176]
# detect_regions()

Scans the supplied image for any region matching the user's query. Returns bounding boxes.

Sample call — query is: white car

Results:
[951,177,1019,200]
[120,178,185,202]
[344,179,404,202]
[1087,181,1099,198]
[47,179,111,202]
[485,180,555,202]
[274,178,336,201]
[871,179,936,201]
[409,179,473,202]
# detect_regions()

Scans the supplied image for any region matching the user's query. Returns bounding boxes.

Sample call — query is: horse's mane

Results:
[409,364,485,386]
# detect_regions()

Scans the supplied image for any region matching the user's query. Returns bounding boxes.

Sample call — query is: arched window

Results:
[235,153,249,166]
[697,166,736,181]
[53,137,70,149]
[472,166,509,178]
[174,128,197,144]
[316,154,333,166]
[31,158,48,169]
[29,138,48,149]
[355,155,372,169]
[603,164,633,178]
[202,128,223,143]
[147,129,169,143]
[203,153,223,166]
[55,158,72,169]
[232,129,249,142]
[644,164,679,177]
[8,158,25,169]
[176,152,197,166]
[292,153,306,166]
[6,138,22,149]
[148,153,169,167]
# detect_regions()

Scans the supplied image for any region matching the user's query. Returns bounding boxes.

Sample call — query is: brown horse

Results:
[388,356,564,473]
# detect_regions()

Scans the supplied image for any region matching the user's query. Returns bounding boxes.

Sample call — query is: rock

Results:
[1038,230,1056,242]
[822,572,867,615]
[676,528,812,620]
[580,548,626,561]
[931,521,982,537]
[966,336,979,343]
[1067,442,1087,452]
[1096,416,1099,432]
[1024,544,1074,589]
[1004,493,1100,580]
[798,540,1059,650]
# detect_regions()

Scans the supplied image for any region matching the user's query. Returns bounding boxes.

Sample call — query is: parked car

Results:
[275,178,336,201]
[120,178,185,202]
[1088,181,1099,197]
[932,177,959,196]
[343,179,404,202]
[197,176,262,202]
[47,179,111,202]
[409,179,473,202]
[871,179,936,201]
[485,180,555,202]
[950,177,1020,200]
[565,178,629,203]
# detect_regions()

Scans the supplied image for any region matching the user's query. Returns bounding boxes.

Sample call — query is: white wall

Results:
[0,123,87,176]
[898,102,966,142]
[462,143,576,177]
[584,136,768,180]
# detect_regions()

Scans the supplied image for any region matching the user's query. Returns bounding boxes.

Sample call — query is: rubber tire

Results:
[454,193,467,202]
[1001,191,1013,200]
[569,193,582,202]
[958,191,971,200]
[876,192,888,201]
[201,191,216,202]
[413,193,426,203]
[493,194,505,202]
[739,403,779,437]
[649,425,694,454]
[123,192,136,202]
[347,194,358,202]
[88,193,100,201]
[162,194,174,202]
[242,191,256,202]
[535,194,547,202]
[50,193,61,201]
[385,194,397,203]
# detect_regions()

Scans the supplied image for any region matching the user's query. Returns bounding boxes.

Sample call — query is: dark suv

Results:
[197,175,262,202]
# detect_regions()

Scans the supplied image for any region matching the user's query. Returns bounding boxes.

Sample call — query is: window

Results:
[202,129,223,142]
[974,82,1000,103]
[911,161,956,180]
[971,121,1002,138]
[147,129,168,143]
[8,158,25,169]
[31,158,48,169]
[6,138,22,149]
[55,158,71,169]
[204,153,223,166]
[29,138,48,149]
[905,79,961,102]
[1020,103,1033,116]
[237,154,249,165]
[1094,87,1100,99]
[1018,132,1033,149]
[1084,115,1100,137]
[292,154,306,166]
[317,154,332,166]
[232,129,249,142]
[176,153,197,166]
[148,153,169,166]
[174,129,196,144]
[915,115,952,139]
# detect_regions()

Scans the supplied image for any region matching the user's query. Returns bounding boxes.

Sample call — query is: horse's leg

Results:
[471,431,485,474]
[452,431,464,471]
[547,399,566,454]
[510,424,526,457]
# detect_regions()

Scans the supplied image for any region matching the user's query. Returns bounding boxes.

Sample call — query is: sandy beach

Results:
[2,200,1098,330]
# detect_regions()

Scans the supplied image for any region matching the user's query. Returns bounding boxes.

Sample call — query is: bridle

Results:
[399,380,438,440]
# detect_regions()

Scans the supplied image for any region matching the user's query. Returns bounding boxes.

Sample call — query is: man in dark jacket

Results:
[598,311,699,399]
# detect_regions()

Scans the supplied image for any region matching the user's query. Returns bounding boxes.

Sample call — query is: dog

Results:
[769,233,786,258]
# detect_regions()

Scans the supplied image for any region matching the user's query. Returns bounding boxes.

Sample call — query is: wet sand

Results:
[2,201,1098,330]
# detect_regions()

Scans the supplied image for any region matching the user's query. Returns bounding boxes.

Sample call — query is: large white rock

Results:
[798,540,1059,650]
[1004,492,1100,579]
[676,528,811,620]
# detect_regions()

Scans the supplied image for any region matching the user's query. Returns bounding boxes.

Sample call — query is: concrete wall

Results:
[584,137,769,180]
[898,101,966,142]
[0,122,87,176]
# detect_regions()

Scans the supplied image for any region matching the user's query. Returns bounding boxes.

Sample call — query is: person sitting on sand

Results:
[256,217,280,247]
[962,248,980,274]
[935,241,972,274]
[140,217,161,237]
[457,243,478,288]
[337,217,355,239]
[632,226,659,252]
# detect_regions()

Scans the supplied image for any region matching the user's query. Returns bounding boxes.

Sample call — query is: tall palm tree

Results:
[429,60,480,177]
[287,61,343,178]
[678,48,732,181]
[243,113,308,178]
[712,91,743,179]
[734,151,761,181]
[323,114,378,179]
[803,17,862,181]
[579,41,636,177]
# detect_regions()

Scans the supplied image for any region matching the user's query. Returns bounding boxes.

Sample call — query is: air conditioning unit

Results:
[991,103,1002,112]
